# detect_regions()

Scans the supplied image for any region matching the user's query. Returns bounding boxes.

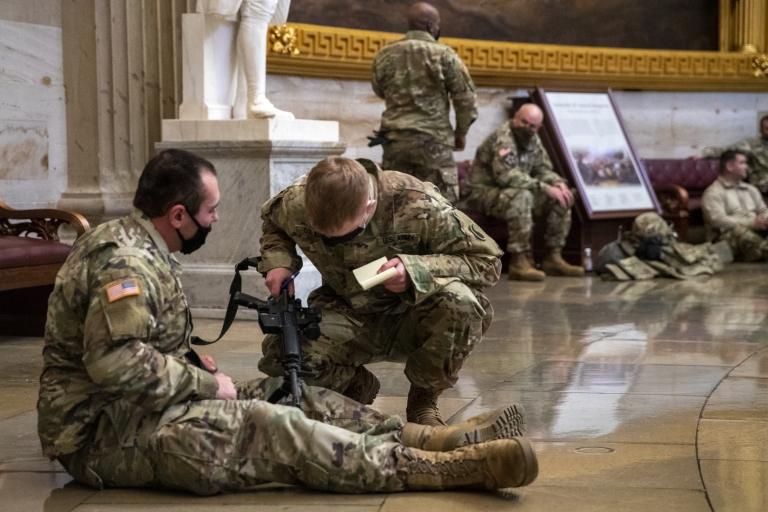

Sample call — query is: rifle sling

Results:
[191,257,259,346]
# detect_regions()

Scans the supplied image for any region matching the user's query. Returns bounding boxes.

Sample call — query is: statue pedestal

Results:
[158,117,345,317]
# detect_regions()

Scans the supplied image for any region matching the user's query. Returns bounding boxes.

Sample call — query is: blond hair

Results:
[305,157,369,232]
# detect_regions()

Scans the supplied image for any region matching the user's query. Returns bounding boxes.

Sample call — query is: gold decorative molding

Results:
[753,53,768,76]
[268,23,768,92]
[270,24,300,56]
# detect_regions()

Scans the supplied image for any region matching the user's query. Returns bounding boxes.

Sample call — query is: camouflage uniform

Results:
[464,123,571,253]
[703,137,768,193]
[37,210,422,495]
[596,212,731,281]
[702,177,768,261]
[372,30,478,204]
[257,159,501,395]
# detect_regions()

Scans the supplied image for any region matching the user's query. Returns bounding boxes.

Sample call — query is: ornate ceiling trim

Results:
[267,23,768,92]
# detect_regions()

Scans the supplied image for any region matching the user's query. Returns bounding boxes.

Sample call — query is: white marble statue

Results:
[197,0,293,119]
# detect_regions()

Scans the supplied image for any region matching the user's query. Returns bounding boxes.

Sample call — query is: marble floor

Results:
[1,265,767,511]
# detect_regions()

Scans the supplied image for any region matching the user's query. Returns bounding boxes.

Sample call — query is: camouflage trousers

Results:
[465,185,572,253]
[718,225,768,262]
[259,281,492,394]
[382,134,459,204]
[59,378,410,495]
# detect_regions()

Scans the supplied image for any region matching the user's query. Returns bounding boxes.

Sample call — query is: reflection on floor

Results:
[1,264,767,511]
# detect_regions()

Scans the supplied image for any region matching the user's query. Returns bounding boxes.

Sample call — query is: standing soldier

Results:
[371,1,477,204]
[464,103,585,281]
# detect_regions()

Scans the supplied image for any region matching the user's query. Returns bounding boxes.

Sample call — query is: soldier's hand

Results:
[200,354,218,373]
[454,133,466,151]
[754,215,768,230]
[545,184,569,209]
[379,257,410,293]
[266,267,295,297]
[555,182,575,207]
[214,372,237,400]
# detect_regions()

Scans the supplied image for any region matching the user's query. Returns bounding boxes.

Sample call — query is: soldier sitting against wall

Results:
[462,103,585,281]
[702,149,768,261]
[701,115,768,195]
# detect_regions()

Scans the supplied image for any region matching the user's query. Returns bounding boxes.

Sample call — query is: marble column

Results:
[59,0,192,222]
[158,118,345,316]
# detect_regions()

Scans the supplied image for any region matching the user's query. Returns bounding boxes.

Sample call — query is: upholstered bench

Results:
[643,158,719,242]
[456,161,510,268]
[0,201,89,335]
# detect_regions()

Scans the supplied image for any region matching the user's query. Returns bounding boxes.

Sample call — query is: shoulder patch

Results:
[105,278,141,303]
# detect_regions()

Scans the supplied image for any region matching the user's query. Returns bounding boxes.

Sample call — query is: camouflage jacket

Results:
[703,137,768,192]
[372,30,477,145]
[258,159,502,313]
[469,123,563,192]
[38,210,218,458]
[702,177,767,238]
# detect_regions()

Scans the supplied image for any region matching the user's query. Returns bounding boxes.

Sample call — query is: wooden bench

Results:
[0,201,90,335]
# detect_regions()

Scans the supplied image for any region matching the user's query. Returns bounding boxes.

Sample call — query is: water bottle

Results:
[583,247,593,273]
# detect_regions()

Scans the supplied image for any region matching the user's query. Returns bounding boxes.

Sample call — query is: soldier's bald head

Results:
[514,103,544,125]
[408,2,440,33]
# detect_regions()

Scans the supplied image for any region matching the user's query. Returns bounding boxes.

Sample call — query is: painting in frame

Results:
[534,88,660,219]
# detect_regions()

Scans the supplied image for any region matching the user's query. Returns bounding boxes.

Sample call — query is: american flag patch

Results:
[105,278,141,303]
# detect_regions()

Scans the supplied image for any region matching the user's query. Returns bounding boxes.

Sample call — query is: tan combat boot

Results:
[406,386,446,426]
[403,438,539,491]
[541,249,585,277]
[341,366,380,405]
[401,404,527,451]
[508,252,545,281]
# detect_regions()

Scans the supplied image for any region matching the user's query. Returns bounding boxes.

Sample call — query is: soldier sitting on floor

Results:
[38,149,538,496]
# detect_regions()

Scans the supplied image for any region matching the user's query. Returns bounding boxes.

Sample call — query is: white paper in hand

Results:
[353,256,398,290]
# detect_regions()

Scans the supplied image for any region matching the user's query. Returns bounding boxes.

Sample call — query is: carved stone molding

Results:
[267,23,768,91]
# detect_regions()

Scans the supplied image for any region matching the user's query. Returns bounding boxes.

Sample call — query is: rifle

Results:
[234,286,320,408]
[191,257,321,409]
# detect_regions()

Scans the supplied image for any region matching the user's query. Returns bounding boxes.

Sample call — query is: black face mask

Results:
[320,226,365,247]
[177,210,211,254]
[512,126,535,146]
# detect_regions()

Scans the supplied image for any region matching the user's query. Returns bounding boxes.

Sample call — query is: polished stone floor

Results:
[1,264,767,511]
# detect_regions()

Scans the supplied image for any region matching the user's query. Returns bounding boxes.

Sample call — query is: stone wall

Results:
[267,74,768,165]
[0,3,66,208]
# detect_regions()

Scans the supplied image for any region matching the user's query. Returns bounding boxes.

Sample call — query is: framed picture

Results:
[533,88,659,219]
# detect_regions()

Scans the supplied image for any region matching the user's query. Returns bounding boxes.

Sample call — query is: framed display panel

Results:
[534,88,660,220]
